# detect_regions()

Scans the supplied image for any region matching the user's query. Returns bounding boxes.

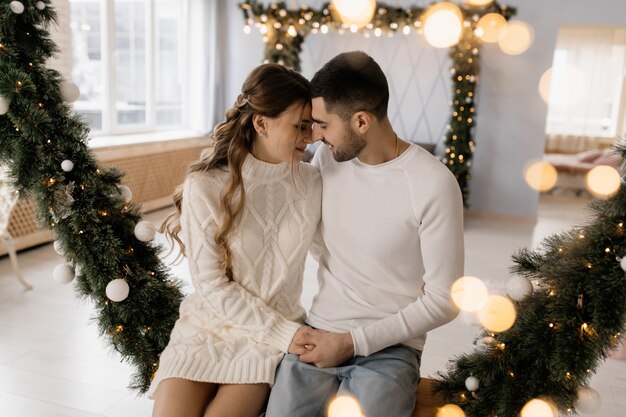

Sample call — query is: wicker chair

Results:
[0,165,33,290]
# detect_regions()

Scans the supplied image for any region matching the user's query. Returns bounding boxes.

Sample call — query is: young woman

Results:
[149,64,321,417]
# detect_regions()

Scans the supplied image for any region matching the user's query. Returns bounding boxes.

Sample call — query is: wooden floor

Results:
[1,194,625,417]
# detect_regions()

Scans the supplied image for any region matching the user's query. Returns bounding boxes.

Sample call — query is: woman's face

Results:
[258,101,313,164]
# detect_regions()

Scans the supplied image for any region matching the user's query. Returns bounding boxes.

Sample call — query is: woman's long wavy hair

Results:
[161,64,311,280]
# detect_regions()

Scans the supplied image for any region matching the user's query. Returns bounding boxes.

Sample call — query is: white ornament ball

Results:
[53,240,63,255]
[117,184,132,202]
[36,1,46,10]
[506,276,534,302]
[134,221,157,242]
[0,96,9,115]
[465,376,480,392]
[10,1,25,14]
[620,256,626,271]
[575,386,601,414]
[60,82,80,103]
[61,159,74,172]
[53,263,75,284]
[106,279,130,302]
[476,336,496,349]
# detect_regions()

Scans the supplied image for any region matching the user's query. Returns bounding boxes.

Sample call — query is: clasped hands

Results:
[288,326,354,368]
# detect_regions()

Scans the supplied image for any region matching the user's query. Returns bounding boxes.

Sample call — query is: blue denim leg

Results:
[267,346,421,417]
[338,345,422,417]
[266,353,340,417]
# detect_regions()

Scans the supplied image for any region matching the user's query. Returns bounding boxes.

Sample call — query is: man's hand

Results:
[298,331,354,368]
[288,326,325,355]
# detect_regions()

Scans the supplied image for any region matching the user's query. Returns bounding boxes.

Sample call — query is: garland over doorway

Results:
[239,0,516,205]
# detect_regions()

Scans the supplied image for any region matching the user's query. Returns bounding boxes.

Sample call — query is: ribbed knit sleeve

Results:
[181,175,301,353]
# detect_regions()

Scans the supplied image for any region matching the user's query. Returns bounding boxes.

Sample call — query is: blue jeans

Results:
[266,344,422,417]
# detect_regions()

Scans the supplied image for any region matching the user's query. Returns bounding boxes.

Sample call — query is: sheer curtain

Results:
[184,0,227,134]
[545,26,626,153]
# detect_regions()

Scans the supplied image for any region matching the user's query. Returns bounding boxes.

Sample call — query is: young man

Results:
[267,51,465,417]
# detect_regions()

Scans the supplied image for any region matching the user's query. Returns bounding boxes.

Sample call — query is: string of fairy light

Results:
[239,0,525,205]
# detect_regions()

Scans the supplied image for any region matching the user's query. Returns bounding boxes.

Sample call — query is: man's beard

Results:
[333,127,366,162]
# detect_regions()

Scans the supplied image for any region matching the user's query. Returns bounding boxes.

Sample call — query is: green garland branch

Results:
[0,0,183,393]
[435,143,626,417]
[239,0,516,205]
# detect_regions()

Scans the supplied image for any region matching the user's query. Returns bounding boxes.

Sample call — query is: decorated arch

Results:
[239,0,516,205]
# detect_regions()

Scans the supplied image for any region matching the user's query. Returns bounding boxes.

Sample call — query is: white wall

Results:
[469,0,626,218]
[220,0,626,219]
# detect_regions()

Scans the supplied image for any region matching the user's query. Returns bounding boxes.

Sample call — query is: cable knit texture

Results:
[148,154,321,398]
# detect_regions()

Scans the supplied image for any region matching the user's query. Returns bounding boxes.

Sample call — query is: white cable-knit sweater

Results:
[148,154,321,397]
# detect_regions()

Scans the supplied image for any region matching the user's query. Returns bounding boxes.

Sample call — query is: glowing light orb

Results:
[586,165,621,199]
[328,396,363,417]
[436,403,466,417]
[423,3,463,48]
[451,276,489,312]
[575,386,601,414]
[475,13,507,43]
[521,398,557,417]
[462,0,494,7]
[477,295,517,332]
[498,21,534,55]
[524,161,558,192]
[538,66,586,106]
[331,0,376,29]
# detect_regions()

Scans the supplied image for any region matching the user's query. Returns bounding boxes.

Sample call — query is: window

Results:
[545,26,626,140]
[70,0,185,136]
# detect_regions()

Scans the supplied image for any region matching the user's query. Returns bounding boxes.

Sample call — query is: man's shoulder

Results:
[405,146,454,181]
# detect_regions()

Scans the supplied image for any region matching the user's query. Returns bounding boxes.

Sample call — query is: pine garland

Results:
[239,0,516,206]
[435,143,626,416]
[0,0,183,393]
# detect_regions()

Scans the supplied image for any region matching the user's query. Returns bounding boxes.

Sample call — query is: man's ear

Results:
[351,111,371,135]
[252,114,267,136]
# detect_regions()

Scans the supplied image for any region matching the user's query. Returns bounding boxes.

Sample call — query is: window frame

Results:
[71,0,188,137]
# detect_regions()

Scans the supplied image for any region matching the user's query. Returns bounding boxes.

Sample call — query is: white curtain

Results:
[184,0,227,134]
[545,26,626,153]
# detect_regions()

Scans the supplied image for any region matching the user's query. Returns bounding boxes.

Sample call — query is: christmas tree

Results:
[436,143,626,416]
[0,0,183,393]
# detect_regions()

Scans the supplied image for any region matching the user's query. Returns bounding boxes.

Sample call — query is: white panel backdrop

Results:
[298,9,453,149]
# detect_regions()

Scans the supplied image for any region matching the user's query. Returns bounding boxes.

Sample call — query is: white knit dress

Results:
[148,154,321,398]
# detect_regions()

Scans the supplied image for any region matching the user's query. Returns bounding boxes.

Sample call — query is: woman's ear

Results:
[252,114,267,137]
[352,111,371,135]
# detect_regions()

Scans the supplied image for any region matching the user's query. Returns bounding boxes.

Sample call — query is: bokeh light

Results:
[437,403,466,417]
[475,13,507,43]
[524,161,558,192]
[586,165,621,199]
[331,0,376,29]
[423,2,463,48]
[538,66,586,106]
[328,395,363,417]
[463,0,494,7]
[498,21,534,55]
[451,276,489,312]
[520,398,557,417]
[477,295,517,332]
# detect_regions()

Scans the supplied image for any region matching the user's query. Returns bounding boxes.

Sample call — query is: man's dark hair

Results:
[310,51,389,121]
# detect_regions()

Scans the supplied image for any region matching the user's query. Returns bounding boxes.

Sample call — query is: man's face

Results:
[311,97,366,162]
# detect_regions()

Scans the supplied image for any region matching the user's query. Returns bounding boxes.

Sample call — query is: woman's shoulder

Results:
[184,169,228,201]
[297,161,321,181]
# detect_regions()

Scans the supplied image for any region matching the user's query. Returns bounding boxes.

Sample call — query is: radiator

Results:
[1,136,206,255]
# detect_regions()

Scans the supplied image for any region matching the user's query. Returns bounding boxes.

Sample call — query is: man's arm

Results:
[350,170,464,357]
